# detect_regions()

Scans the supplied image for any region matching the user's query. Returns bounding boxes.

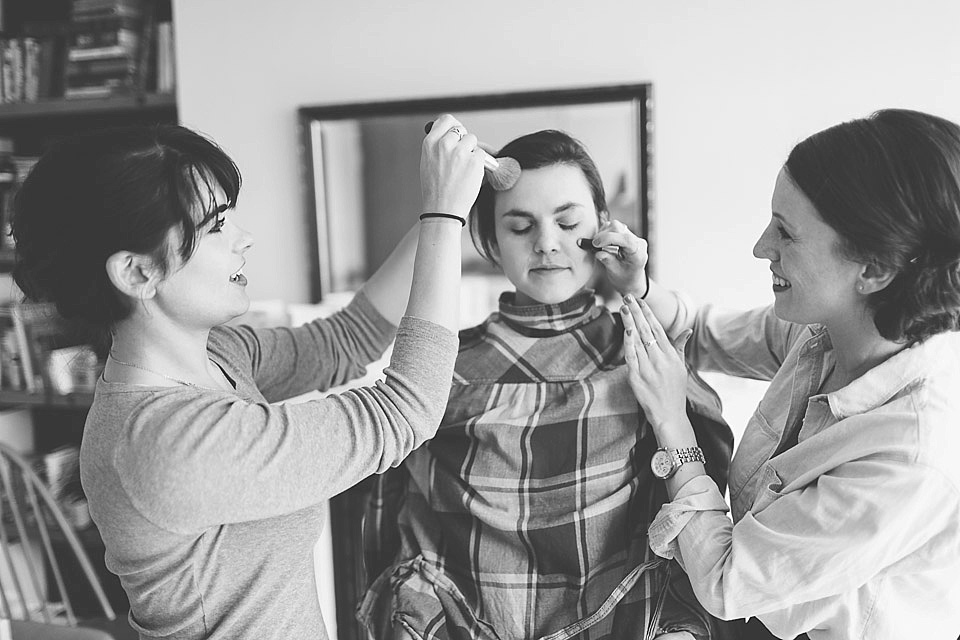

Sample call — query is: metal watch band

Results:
[673,446,706,466]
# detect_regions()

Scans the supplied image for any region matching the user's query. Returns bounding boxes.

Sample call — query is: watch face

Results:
[650,450,675,479]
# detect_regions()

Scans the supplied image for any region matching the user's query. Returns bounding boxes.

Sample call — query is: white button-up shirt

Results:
[648,301,960,640]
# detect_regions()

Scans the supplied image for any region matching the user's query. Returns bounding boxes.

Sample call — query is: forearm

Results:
[404,219,462,333]
[361,219,462,333]
[360,219,464,333]
[360,224,421,327]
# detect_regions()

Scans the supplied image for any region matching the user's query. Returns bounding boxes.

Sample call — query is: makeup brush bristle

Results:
[486,156,521,191]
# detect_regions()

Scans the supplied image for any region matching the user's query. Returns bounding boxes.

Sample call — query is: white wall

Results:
[173,0,960,310]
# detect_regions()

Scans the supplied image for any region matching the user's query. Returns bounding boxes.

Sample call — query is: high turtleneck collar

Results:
[497,290,601,337]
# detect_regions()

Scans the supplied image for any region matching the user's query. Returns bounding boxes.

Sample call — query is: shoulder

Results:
[103,388,242,473]
[208,323,253,360]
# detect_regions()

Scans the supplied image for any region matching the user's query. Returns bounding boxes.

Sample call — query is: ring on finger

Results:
[448,126,465,141]
[642,338,656,348]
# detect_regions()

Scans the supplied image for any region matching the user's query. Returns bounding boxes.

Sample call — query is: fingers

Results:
[591,220,647,259]
[622,295,659,351]
[455,132,479,155]
[420,114,485,217]
[424,114,464,145]
[639,296,670,347]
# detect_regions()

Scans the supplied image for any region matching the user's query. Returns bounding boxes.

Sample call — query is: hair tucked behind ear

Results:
[470,130,607,264]
[11,124,241,351]
[785,108,960,343]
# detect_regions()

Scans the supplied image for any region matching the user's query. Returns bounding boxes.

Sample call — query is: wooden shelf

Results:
[0,389,94,409]
[0,92,177,122]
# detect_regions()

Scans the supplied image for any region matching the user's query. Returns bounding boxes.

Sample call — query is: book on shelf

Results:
[72,0,143,22]
[70,15,141,49]
[0,304,30,392]
[0,34,67,103]
[156,20,174,93]
[67,42,138,62]
[1,38,25,104]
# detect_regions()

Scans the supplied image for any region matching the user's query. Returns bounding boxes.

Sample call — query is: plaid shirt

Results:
[358,292,733,640]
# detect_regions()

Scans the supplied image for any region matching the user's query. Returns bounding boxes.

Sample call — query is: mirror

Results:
[298,84,653,304]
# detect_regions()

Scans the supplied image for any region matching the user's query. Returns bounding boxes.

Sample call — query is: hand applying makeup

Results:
[579,219,650,299]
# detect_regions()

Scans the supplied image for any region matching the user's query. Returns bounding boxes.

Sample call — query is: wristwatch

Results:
[650,446,706,479]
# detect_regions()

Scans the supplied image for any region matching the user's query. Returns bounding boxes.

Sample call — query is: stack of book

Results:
[0,32,64,103]
[64,0,144,100]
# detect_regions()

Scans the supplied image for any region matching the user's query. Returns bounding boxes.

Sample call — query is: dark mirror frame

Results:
[298,83,654,304]
[297,84,653,640]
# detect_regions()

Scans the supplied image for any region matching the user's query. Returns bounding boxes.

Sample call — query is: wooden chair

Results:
[0,443,131,639]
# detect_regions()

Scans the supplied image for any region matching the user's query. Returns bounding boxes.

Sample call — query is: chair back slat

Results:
[0,443,117,626]
[26,482,78,626]
[0,498,15,620]
[0,457,48,622]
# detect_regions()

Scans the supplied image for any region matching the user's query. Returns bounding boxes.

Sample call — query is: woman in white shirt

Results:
[603,108,960,639]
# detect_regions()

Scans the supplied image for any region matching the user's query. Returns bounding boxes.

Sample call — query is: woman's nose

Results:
[234,224,254,252]
[753,224,774,260]
[533,228,561,254]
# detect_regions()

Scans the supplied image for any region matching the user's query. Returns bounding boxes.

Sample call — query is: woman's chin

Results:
[515,286,587,306]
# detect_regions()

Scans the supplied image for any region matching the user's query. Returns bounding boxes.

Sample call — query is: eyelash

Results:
[209,216,226,233]
[776,225,791,240]
[511,222,580,235]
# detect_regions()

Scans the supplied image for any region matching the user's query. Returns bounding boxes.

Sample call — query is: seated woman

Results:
[358,130,734,640]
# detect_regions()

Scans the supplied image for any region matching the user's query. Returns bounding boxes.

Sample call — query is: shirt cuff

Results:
[648,475,728,559]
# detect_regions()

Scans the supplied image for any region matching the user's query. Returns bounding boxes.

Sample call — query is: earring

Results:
[857,283,864,293]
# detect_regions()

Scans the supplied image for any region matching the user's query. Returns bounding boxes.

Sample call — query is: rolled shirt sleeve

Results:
[648,457,956,633]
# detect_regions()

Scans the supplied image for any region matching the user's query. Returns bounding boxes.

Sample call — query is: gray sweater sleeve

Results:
[113,315,457,534]
[212,291,397,402]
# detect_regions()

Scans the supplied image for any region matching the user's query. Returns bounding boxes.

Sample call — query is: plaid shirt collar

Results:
[497,290,602,337]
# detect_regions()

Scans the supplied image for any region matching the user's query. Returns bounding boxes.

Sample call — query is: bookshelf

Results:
[0,0,178,272]
[0,0,177,618]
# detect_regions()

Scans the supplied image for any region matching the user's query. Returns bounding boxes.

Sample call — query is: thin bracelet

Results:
[419,212,465,227]
[640,269,651,300]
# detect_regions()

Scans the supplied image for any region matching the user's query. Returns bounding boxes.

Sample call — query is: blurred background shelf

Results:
[0,91,175,120]
[0,389,95,409]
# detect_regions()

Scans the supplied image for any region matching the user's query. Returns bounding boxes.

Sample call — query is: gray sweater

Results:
[79,294,458,639]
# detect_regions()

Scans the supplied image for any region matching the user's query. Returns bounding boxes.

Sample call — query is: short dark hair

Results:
[470,130,607,263]
[11,124,241,347]
[785,108,960,343]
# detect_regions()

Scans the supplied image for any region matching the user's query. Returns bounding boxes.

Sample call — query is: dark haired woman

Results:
[359,130,735,640]
[608,109,960,639]
[11,115,484,639]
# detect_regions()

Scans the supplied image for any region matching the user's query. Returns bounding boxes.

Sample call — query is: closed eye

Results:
[559,222,579,231]
[510,226,532,235]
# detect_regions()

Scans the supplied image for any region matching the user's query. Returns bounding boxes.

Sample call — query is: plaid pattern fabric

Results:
[358,292,732,640]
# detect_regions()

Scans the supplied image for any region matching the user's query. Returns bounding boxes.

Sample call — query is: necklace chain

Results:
[107,352,224,392]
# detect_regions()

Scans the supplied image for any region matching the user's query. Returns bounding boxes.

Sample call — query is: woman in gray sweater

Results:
[11,115,484,639]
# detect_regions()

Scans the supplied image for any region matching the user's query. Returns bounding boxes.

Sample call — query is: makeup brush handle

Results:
[424,120,500,171]
[481,151,500,170]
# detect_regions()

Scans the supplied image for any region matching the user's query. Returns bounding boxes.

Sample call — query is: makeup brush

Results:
[577,237,623,257]
[424,121,521,191]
